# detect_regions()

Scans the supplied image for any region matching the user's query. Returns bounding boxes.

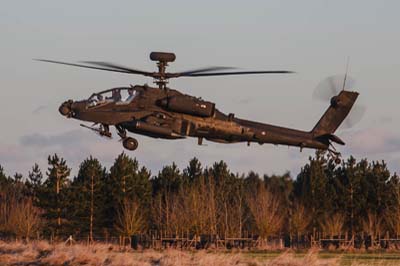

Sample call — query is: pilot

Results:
[97,94,103,101]
[112,89,122,101]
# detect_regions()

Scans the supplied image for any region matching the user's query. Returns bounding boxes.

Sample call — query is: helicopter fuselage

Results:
[59,84,357,153]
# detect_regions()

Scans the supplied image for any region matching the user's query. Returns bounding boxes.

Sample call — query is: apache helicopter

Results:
[36,52,359,163]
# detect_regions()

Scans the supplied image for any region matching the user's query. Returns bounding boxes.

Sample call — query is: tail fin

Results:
[312,90,359,137]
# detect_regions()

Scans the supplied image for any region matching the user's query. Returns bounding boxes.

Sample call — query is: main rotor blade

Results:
[181,70,295,77]
[82,61,152,76]
[178,66,237,76]
[35,59,134,74]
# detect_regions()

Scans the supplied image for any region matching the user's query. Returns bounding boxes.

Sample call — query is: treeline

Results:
[0,151,399,243]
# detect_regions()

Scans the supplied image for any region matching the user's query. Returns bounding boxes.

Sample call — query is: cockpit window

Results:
[88,87,138,107]
[116,88,137,105]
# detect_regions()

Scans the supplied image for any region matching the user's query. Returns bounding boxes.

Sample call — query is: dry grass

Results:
[264,249,337,266]
[0,240,399,266]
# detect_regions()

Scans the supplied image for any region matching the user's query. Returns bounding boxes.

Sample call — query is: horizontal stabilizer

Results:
[314,133,345,145]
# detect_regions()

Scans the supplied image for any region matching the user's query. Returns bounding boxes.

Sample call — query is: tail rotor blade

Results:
[342,104,366,129]
[313,75,356,101]
[313,75,365,130]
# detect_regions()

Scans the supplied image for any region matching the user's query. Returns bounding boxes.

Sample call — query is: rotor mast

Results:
[150,52,176,90]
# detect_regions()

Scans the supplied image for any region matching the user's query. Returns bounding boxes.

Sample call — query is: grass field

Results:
[247,251,400,266]
[1,241,400,265]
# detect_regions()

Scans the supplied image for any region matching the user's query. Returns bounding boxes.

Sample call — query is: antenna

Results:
[342,56,350,91]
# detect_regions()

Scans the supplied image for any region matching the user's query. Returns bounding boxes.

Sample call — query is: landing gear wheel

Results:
[122,137,138,151]
[327,148,341,165]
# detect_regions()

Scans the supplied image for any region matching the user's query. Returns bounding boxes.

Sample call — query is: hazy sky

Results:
[1,0,399,178]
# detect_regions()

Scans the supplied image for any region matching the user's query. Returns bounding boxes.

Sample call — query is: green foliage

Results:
[183,157,202,183]
[105,152,152,234]
[28,163,43,187]
[294,151,335,230]
[69,156,106,238]
[37,154,71,238]
[0,151,399,240]
[109,152,151,202]
[0,165,7,181]
[26,163,43,202]
[153,162,183,194]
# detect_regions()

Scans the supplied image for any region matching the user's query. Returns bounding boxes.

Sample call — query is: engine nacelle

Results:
[159,95,215,117]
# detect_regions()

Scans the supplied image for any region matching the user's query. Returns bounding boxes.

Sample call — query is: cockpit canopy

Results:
[87,87,138,107]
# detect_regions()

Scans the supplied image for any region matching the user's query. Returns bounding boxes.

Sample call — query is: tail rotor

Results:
[312,74,365,130]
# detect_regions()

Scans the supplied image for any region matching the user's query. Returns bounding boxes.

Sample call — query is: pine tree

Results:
[205,161,238,236]
[13,173,23,182]
[334,156,365,235]
[28,164,43,187]
[153,162,182,194]
[70,156,106,240]
[38,154,71,238]
[152,162,183,233]
[0,165,7,183]
[26,163,43,203]
[12,173,27,199]
[244,171,263,195]
[108,153,152,235]
[293,151,334,234]
[183,157,202,183]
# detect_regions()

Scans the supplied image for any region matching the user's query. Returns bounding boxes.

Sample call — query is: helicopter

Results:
[36,52,359,163]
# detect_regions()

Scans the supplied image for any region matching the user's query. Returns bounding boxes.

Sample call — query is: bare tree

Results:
[386,208,400,238]
[320,213,345,237]
[363,211,383,247]
[151,176,219,237]
[151,191,178,235]
[89,171,95,242]
[151,194,164,232]
[165,184,210,236]
[115,198,144,243]
[178,180,218,236]
[7,198,42,241]
[387,186,400,238]
[204,176,218,235]
[246,185,283,241]
[290,202,311,238]
[224,180,248,238]
[0,191,13,234]
[168,192,187,234]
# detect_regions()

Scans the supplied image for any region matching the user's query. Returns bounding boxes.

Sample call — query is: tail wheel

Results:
[123,137,138,151]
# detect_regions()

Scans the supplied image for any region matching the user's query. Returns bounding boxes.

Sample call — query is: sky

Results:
[1,0,399,178]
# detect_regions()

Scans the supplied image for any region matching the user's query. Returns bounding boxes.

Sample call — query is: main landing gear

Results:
[116,125,139,151]
[81,123,139,151]
[328,146,342,165]
[122,137,138,151]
